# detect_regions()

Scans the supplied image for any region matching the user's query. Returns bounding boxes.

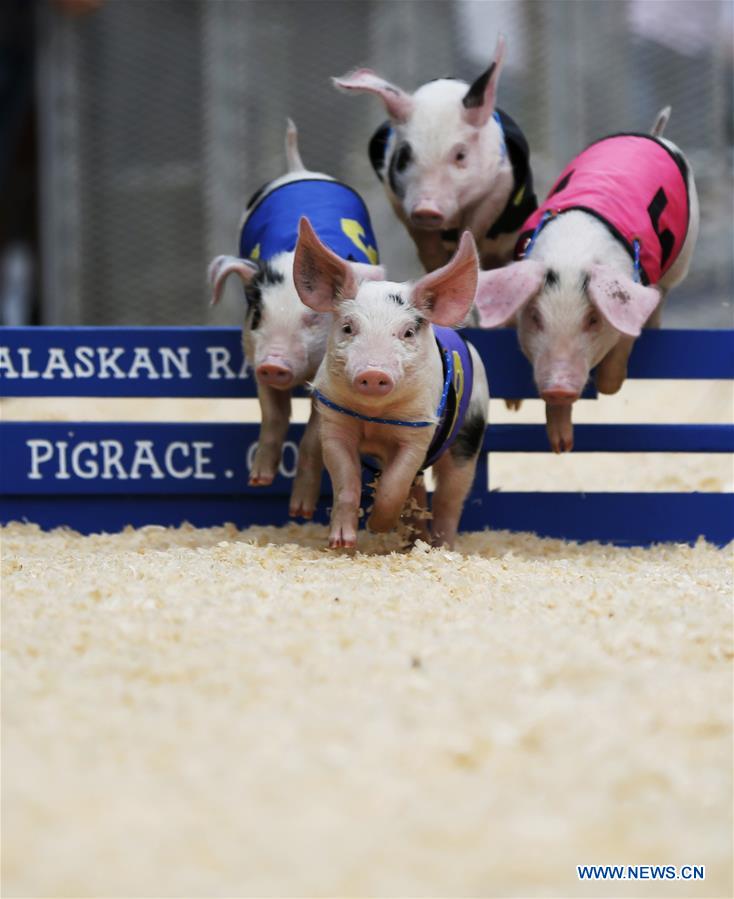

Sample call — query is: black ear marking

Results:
[462,62,496,110]
[255,261,284,288]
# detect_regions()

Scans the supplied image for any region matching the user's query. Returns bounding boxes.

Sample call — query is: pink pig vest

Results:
[516,134,690,285]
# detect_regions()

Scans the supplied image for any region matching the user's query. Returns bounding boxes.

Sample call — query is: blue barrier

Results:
[1,327,732,546]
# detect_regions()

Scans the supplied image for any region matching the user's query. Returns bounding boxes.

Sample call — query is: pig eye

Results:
[249,306,262,330]
[529,308,542,330]
[586,310,600,329]
[453,145,468,166]
[341,322,353,336]
[402,327,416,340]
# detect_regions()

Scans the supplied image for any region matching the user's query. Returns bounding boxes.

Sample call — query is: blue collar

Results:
[313,347,454,428]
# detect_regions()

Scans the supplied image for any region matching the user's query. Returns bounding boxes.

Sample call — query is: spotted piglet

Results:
[209,121,384,518]
[333,36,537,273]
[293,219,489,549]
[474,111,699,452]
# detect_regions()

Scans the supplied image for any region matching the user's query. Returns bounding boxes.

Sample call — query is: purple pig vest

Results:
[423,326,474,469]
[516,134,690,285]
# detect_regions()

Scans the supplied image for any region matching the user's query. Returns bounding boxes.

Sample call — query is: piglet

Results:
[209,120,383,517]
[333,35,537,273]
[293,218,489,549]
[474,110,699,452]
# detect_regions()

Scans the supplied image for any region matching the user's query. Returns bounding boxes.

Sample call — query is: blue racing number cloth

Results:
[239,178,380,265]
[423,326,474,469]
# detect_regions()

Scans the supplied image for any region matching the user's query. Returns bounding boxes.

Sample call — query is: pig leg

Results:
[431,453,480,548]
[645,288,667,328]
[289,400,322,519]
[595,287,668,395]
[400,477,431,545]
[546,403,574,453]
[250,386,292,485]
[368,443,428,533]
[392,199,452,272]
[430,399,486,546]
[321,427,362,549]
[594,335,636,396]
[410,229,453,273]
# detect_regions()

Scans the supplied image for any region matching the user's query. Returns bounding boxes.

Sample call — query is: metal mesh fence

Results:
[35,0,733,327]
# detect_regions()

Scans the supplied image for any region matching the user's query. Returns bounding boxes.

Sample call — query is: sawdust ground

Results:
[2,522,732,898]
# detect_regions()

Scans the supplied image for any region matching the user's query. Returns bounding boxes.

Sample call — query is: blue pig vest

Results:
[240,177,380,265]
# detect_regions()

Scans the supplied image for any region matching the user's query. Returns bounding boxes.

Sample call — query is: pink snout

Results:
[410,204,444,229]
[256,359,294,389]
[353,369,395,397]
[541,387,580,406]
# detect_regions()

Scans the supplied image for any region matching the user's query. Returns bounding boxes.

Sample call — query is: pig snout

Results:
[535,356,588,405]
[353,368,395,397]
[540,387,579,406]
[256,357,294,389]
[410,202,445,230]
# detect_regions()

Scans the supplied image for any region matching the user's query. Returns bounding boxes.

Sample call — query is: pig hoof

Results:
[249,473,275,486]
[505,398,523,412]
[328,532,356,549]
[289,502,314,520]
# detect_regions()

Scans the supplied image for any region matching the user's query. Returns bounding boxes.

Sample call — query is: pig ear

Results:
[410,232,479,327]
[293,217,359,312]
[332,68,414,124]
[208,255,259,306]
[462,34,506,128]
[474,260,545,327]
[587,264,662,337]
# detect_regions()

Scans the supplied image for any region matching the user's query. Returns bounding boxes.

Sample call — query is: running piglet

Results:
[333,36,537,273]
[474,109,699,452]
[208,121,383,517]
[293,219,489,549]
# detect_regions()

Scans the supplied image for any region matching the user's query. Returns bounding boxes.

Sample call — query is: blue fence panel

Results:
[2,493,730,547]
[1,327,733,400]
[1,326,732,545]
[0,326,592,399]
[2,423,733,498]
[460,493,734,548]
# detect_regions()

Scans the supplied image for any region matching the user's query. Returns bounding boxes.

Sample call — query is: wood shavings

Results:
[2,521,732,897]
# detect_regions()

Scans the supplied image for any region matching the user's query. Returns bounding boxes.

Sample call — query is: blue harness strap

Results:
[314,326,474,471]
[239,178,379,265]
[312,389,436,429]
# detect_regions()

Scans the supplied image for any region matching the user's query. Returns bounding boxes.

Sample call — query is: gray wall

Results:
[36,0,733,327]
